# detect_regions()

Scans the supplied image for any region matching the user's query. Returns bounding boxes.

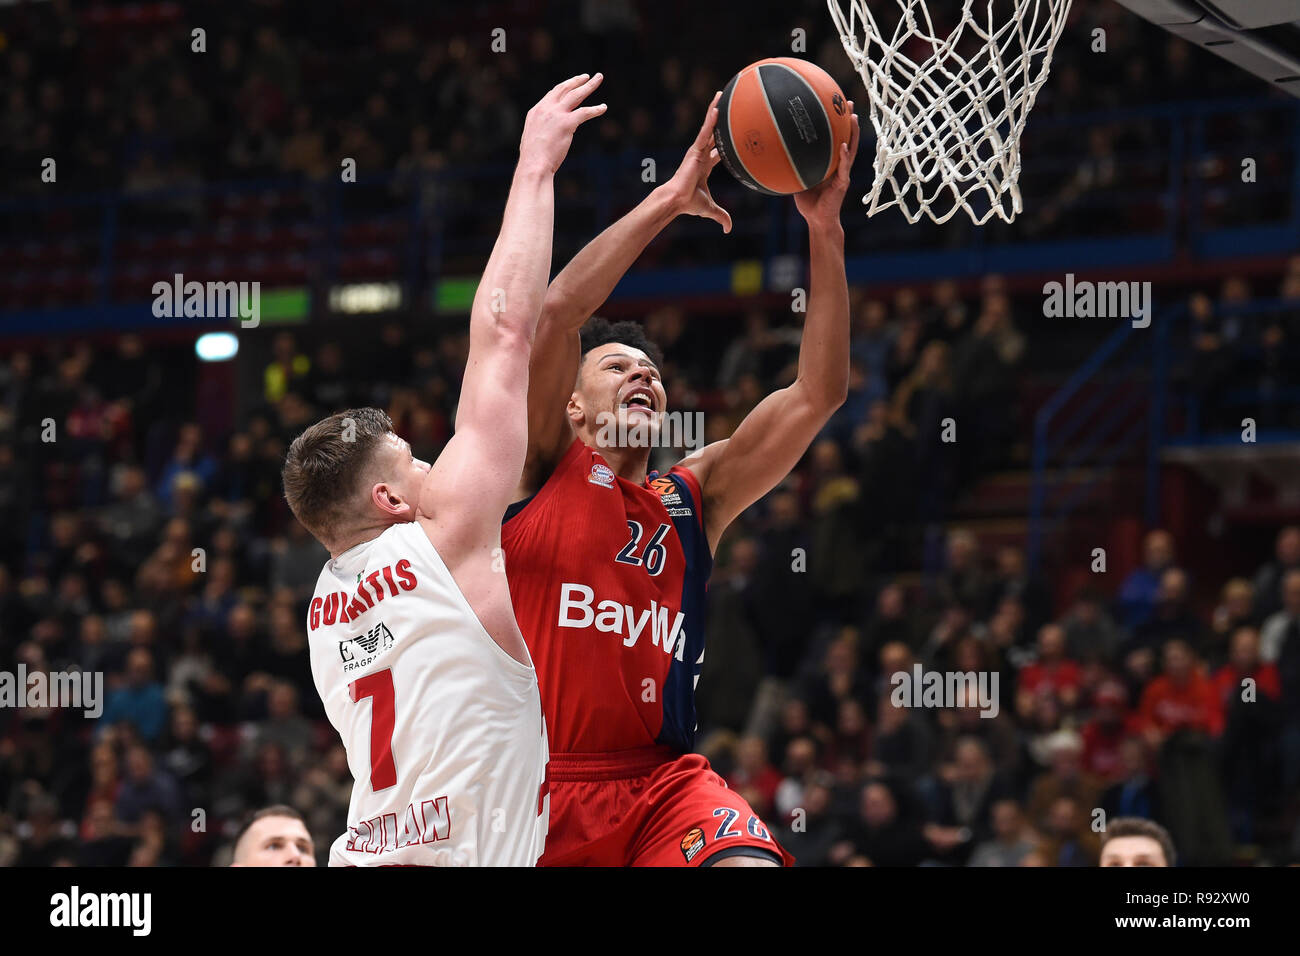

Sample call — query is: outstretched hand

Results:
[793,103,860,229]
[519,72,608,175]
[661,91,733,234]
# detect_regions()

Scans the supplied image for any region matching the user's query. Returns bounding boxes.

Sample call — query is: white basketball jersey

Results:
[307,521,549,866]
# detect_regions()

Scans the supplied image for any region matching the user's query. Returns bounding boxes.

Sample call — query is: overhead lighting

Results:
[195,332,239,362]
[330,282,403,314]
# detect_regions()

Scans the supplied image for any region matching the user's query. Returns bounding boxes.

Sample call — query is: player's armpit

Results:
[679,380,838,553]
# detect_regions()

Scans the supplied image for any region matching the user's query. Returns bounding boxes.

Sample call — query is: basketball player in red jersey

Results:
[501,94,859,866]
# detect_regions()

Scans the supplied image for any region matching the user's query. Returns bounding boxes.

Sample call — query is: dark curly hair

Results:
[578,316,663,368]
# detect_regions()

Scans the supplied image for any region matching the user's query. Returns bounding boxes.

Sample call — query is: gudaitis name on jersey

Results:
[309,559,417,632]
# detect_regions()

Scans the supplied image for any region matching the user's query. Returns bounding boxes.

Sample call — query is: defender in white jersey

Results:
[280,73,607,866]
[307,520,549,866]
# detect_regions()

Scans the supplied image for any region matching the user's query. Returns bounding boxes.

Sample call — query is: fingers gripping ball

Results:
[713,57,852,196]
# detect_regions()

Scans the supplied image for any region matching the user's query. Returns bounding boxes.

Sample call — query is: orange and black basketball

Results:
[713,56,852,195]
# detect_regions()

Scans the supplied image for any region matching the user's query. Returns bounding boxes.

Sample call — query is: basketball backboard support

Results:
[1113,0,1300,95]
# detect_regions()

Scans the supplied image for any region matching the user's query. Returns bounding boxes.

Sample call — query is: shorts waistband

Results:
[547,746,679,782]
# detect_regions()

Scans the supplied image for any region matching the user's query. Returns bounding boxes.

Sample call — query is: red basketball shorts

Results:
[539,746,794,867]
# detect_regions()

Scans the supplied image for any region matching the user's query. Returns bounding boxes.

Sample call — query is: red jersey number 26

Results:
[615,520,670,577]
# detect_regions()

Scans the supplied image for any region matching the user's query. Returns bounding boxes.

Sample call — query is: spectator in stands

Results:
[749,489,814,679]
[773,736,819,824]
[987,545,1049,634]
[1260,567,1300,664]
[1209,577,1258,665]
[1081,680,1139,783]
[1039,794,1100,866]
[935,528,991,617]
[229,805,316,867]
[1140,639,1232,864]
[1187,291,1235,433]
[1101,736,1159,822]
[1017,623,1083,719]
[1117,529,1176,630]
[1213,625,1282,844]
[1099,816,1175,867]
[726,736,782,820]
[808,441,866,616]
[159,704,213,812]
[263,332,309,405]
[967,798,1038,867]
[836,779,932,867]
[930,737,1012,858]
[257,682,314,770]
[100,648,168,743]
[14,795,75,867]
[115,744,182,827]
[1254,526,1300,620]
[858,585,911,677]
[1060,586,1121,663]
[1026,730,1102,834]
[867,695,934,785]
[775,770,843,867]
[896,342,959,520]
[695,538,763,735]
[1260,568,1300,793]
[850,296,894,385]
[934,681,1021,780]
[1130,567,1207,657]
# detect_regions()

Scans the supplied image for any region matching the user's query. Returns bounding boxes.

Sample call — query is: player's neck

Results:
[590,442,650,483]
[329,517,398,559]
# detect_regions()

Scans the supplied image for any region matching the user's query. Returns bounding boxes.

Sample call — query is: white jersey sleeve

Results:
[307,521,549,866]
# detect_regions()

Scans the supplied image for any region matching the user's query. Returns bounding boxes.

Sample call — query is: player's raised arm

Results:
[518,93,734,495]
[678,108,860,553]
[420,73,606,555]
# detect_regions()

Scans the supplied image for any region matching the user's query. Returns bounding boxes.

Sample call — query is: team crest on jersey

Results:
[680,827,706,863]
[588,462,615,488]
[340,621,395,669]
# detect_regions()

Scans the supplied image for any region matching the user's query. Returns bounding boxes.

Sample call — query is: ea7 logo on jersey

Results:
[340,622,394,669]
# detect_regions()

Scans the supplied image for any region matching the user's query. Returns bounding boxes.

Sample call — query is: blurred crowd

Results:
[701,522,1300,866]
[3,0,1300,867]
[1,258,1299,865]
[1,0,1292,309]
[2,1,1255,198]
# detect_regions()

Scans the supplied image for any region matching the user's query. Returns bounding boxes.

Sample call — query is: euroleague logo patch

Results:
[588,462,615,488]
[649,476,680,504]
[649,474,692,517]
[680,827,706,863]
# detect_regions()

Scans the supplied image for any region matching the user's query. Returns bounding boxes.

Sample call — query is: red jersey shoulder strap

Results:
[504,437,586,527]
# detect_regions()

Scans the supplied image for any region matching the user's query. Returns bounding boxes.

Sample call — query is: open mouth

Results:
[620,390,656,412]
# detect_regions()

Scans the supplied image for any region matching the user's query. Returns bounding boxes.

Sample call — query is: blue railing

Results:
[1030,296,1300,566]
[1028,314,1155,568]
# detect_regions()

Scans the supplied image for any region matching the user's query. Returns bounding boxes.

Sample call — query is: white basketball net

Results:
[827,0,1073,225]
